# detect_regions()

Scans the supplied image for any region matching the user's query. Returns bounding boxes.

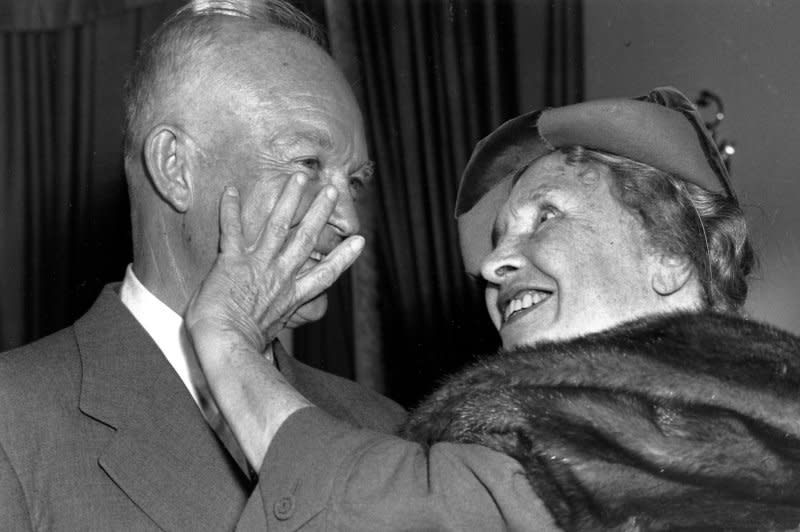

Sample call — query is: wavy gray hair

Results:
[562,146,754,313]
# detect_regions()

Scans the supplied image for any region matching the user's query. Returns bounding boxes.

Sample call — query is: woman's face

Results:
[482,152,662,349]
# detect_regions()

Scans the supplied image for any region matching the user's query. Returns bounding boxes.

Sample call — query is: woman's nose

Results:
[480,244,525,284]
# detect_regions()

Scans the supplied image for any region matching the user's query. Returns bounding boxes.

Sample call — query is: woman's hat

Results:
[456,87,736,274]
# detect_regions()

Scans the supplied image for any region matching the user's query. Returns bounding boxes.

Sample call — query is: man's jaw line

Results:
[134,216,194,316]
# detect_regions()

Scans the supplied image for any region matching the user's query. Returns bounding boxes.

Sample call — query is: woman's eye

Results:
[539,208,557,224]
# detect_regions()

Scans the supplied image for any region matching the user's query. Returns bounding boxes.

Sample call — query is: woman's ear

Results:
[143,125,193,212]
[651,253,695,296]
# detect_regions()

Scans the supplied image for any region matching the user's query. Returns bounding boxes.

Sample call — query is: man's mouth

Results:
[309,250,326,262]
[298,251,328,275]
[501,289,552,323]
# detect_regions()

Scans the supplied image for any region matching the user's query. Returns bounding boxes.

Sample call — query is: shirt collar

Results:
[119,264,201,407]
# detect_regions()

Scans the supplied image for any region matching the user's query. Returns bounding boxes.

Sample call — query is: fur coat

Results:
[402,312,800,531]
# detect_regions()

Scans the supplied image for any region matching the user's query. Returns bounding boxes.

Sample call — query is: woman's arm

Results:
[185,175,364,469]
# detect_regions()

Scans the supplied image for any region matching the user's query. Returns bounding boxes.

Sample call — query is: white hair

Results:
[122,0,325,160]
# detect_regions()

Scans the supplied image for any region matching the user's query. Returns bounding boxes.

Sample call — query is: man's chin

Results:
[286,293,328,329]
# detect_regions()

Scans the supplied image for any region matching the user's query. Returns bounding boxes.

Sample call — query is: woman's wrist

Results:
[190,323,311,469]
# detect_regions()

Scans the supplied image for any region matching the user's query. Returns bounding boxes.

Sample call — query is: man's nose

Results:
[480,242,525,284]
[326,179,360,237]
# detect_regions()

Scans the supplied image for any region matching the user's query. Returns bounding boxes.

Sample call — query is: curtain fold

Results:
[324,0,584,407]
[0,0,172,31]
[321,0,518,407]
[0,1,183,351]
[547,0,584,105]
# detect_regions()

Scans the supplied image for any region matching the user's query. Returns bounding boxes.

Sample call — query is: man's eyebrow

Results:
[294,130,334,149]
[353,160,375,182]
[267,129,334,151]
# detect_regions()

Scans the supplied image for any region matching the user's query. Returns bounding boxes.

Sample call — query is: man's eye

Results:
[349,177,365,199]
[296,158,321,171]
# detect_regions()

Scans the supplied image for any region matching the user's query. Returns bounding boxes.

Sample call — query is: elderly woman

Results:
[187,88,800,531]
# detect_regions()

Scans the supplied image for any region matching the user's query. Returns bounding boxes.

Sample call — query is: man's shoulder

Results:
[277,352,407,434]
[0,284,130,413]
[0,325,84,442]
[0,325,81,389]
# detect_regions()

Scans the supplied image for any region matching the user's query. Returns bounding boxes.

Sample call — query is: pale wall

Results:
[583,0,800,333]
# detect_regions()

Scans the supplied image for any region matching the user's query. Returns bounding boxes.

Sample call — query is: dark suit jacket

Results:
[0,284,406,531]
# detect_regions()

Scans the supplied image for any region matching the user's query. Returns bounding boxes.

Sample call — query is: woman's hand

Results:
[185,173,365,354]
[184,173,365,469]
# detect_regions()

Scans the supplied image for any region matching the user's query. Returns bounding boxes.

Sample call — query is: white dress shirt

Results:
[119,264,204,408]
[119,265,254,478]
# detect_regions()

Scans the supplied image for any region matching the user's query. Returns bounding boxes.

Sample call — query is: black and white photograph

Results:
[2,0,800,530]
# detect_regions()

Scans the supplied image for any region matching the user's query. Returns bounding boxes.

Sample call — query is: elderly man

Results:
[0,1,404,530]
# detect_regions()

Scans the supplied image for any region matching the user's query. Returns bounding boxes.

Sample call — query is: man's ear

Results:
[143,125,193,212]
[651,253,695,296]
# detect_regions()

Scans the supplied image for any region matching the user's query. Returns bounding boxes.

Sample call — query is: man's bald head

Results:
[122,0,325,164]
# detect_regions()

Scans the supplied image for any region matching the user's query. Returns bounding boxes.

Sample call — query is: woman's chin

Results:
[502,329,556,350]
[499,308,559,349]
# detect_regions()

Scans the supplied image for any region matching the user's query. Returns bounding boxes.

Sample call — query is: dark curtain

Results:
[1,0,584,410]
[320,0,585,407]
[0,0,173,31]
[355,0,515,407]
[546,0,583,106]
[0,1,184,351]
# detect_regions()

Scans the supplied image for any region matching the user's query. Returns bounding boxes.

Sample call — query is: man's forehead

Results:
[267,128,334,149]
[197,23,339,101]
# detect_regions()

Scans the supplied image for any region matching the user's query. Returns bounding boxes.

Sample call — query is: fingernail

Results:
[325,186,338,200]
[225,186,238,196]
[295,173,308,185]
[350,235,365,251]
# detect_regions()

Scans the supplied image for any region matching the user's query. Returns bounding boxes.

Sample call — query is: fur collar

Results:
[402,312,800,531]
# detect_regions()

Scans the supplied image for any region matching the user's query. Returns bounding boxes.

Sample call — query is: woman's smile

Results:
[482,152,663,349]
[499,288,553,324]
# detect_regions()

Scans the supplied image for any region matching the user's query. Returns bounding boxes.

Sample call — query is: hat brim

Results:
[456,87,734,275]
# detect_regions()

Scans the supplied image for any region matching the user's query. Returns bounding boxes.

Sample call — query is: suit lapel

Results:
[76,285,249,531]
[273,341,361,426]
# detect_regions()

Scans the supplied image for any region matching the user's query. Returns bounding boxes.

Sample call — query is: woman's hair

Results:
[562,146,754,313]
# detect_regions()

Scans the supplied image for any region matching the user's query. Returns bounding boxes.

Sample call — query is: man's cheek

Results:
[286,294,328,328]
[238,177,319,243]
[286,183,320,228]
[239,193,279,243]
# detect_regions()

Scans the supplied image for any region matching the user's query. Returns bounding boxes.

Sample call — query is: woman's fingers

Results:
[279,185,339,265]
[257,172,308,258]
[295,235,365,302]
[219,186,244,255]
[215,178,361,337]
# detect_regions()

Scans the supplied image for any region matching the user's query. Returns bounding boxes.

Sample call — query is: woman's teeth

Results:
[503,291,549,322]
[309,251,325,262]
